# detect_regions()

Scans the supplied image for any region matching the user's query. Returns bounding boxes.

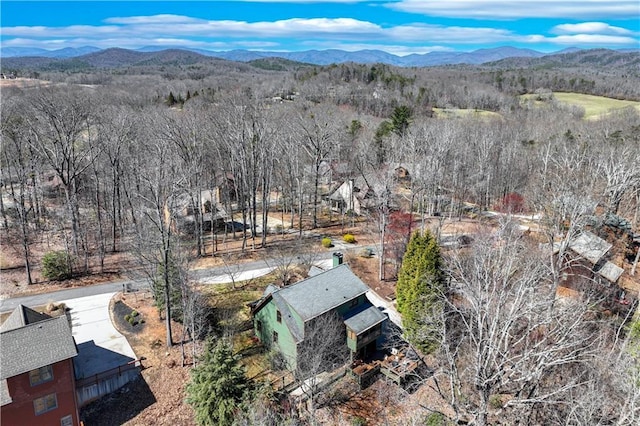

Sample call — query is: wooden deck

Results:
[350,360,381,388]
[350,347,421,387]
[379,350,419,385]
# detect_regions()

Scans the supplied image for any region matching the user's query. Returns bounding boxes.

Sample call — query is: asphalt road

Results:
[0,250,341,313]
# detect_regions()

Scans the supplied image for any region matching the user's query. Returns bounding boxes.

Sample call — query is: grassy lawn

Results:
[521,92,640,119]
[432,107,502,120]
[200,271,277,326]
[198,271,287,384]
[199,271,278,374]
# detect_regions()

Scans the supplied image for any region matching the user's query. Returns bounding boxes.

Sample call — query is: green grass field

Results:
[521,92,640,120]
[432,107,502,120]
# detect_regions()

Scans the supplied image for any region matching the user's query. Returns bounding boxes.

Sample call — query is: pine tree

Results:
[186,339,251,426]
[166,91,176,106]
[390,105,412,136]
[395,230,445,353]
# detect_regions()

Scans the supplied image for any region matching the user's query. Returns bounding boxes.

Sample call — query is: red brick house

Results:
[1,305,79,426]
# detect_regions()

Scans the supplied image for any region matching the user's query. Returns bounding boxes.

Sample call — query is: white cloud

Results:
[552,22,634,35]
[3,25,121,38]
[388,0,640,19]
[2,17,381,39]
[0,18,514,44]
[2,36,279,51]
[2,13,638,53]
[105,14,205,25]
[388,24,515,44]
[547,34,638,45]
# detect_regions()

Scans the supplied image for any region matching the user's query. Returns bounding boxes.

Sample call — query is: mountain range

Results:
[0,45,611,67]
[2,46,639,74]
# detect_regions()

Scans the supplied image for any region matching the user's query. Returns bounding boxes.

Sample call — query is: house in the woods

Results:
[250,256,387,371]
[166,189,230,234]
[325,176,382,216]
[325,166,412,216]
[567,231,624,284]
[551,230,635,316]
[1,305,80,426]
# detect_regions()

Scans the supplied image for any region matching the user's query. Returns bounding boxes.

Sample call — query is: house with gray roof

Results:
[1,305,80,426]
[250,263,387,371]
[568,231,625,284]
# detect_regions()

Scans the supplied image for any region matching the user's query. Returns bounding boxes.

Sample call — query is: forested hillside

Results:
[1,49,639,424]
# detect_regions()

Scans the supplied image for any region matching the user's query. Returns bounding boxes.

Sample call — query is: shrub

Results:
[131,310,139,317]
[351,417,367,426]
[343,233,356,243]
[41,251,72,281]
[424,412,447,426]
[124,314,132,323]
[489,394,503,409]
[321,237,333,248]
[360,248,373,258]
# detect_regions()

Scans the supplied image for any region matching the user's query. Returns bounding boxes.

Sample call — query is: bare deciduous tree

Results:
[296,311,349,422]
[437,221,604,425]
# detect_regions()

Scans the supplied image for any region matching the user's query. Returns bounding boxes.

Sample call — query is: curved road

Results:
[0,251,340,313]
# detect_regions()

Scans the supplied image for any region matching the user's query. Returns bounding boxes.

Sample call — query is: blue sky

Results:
[1,1,638,55]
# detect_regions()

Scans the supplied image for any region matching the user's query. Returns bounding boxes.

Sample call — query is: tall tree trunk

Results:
[163,243,173,348]
[379,210,386,281]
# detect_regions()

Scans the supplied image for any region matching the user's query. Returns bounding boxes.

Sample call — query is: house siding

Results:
[254,301,300,369]
[335,294,363,316]
[1,359,79,426]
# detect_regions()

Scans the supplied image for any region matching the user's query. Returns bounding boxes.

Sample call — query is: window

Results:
[276,310,282,323]
[272,331,278,343]
[29,365,53,386]
[60,415,73,426]
[256,320,262,332]
[350,297,359,308]
[347,328,357,340]
[34,393,57,415]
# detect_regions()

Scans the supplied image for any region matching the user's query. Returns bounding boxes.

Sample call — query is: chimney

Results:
[333,252,343,268]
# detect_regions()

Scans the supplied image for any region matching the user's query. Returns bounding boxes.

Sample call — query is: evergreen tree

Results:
[166,91,176,106]
[186,339,251,426]
[390,105,412,136]
[373,120,393,164]
[395,230,445,353]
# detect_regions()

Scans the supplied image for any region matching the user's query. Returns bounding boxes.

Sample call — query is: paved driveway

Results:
[60,293,136,379]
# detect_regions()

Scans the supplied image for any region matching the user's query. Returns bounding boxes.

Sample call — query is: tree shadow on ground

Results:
[80,375,156,426]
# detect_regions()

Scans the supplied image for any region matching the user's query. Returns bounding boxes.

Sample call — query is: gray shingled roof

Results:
[569,231,612,264]
[276,264,370,321]
[0,304,50,332]
[343,305,387,335]
[597,261,624,283]
[1,315,77,379]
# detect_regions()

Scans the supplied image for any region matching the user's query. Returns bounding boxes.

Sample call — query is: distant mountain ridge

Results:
[1,46,101,58]
[1,46,638,70]
[1,45,579,67]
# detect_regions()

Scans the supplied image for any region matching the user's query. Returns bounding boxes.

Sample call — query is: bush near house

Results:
[343,234,356,243]
[322,237,333,248]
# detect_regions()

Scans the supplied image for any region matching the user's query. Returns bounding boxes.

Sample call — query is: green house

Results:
[251,264,387,371]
